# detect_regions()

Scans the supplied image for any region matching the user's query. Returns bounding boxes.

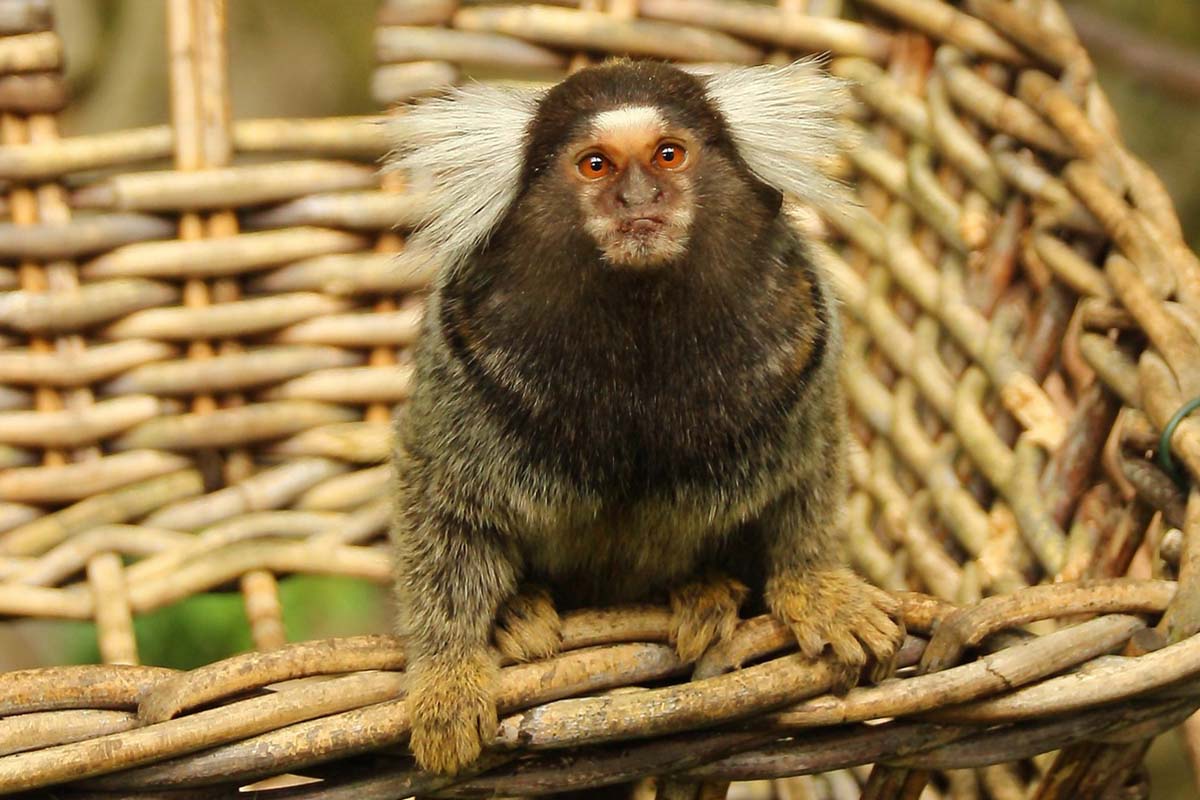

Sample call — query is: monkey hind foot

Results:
[407,648,499,775]
[494,584,563,663]
[767,567,904,692]
[669,573,749,663]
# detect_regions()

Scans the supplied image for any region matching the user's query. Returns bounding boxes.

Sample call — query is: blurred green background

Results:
[5,1,1199,796]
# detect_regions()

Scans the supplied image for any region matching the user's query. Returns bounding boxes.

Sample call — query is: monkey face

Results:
[391,59,845,282]
[562,106,699,270]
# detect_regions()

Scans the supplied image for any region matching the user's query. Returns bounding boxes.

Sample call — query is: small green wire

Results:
[1158,396,1200,489]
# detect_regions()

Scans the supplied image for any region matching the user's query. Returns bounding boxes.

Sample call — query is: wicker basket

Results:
[2,1,1199,797]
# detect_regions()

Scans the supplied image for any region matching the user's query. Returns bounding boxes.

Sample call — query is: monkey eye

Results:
[577,152,612,179]
[652,142,687,170]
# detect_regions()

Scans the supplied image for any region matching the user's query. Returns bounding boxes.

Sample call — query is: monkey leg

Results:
[766,566,903,692]
[668,573,748,663]
[494,584,562,662]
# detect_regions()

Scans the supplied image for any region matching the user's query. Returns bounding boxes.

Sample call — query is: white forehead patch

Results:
[590,105,667,137]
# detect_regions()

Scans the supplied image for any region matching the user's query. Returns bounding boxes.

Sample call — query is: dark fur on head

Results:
[390,59,903,780]
[517,61,782,269]
[522,61,767,199]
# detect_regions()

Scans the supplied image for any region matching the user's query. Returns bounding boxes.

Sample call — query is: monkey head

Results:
[390,58,849,279]
[559,103,697,269]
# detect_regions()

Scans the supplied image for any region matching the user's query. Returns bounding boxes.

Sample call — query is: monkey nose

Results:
[617,181,662,208]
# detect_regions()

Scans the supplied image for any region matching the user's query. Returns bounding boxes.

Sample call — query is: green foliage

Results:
[1093,0,1200,50]
[1098,66,1200,250]
[1085,0,1200,249]
[279,575,389,642]
[66,576,388,670]
[66,593,253,670]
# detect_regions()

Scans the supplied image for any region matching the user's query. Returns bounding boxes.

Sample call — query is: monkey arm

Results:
[754,390,905,690]
[757,477,904,690]
[392,501,520,659]
[391,318,526,660]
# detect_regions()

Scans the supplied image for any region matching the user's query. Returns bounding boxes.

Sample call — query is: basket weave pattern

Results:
[1,0,1200,797]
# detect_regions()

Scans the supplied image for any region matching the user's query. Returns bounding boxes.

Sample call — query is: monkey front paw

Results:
[767,568,904,692]
[494,584,562,662]
[407,650,498,775]
[669,573,748,663]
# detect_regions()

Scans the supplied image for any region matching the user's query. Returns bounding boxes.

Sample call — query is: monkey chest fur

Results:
[470,327,820,606]
[442,262,821,493]
[522,506,752,607]
[427,239,833,605]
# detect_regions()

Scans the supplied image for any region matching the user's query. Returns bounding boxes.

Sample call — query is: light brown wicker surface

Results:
[2,0,1200,798]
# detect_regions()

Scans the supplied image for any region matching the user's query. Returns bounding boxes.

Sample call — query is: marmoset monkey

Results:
[389,59,904,776]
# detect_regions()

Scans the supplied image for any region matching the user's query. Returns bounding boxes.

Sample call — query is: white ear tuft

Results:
[386,83,545,279]
[703,59,850,209]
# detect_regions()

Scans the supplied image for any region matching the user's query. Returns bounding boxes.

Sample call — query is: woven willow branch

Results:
[3,0,1200,797]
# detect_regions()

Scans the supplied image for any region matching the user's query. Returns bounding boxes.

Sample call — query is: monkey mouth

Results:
[590,215,690,269]
[618,216,665,234]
